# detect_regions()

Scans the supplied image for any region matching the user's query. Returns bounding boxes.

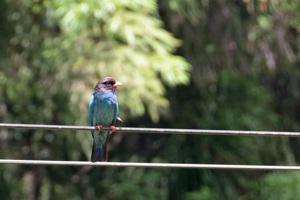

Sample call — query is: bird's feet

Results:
[96,125,102,134]
[110,125,116,132]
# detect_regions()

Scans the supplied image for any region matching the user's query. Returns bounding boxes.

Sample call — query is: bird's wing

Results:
[112,100,119,125]
[88,95,95,126]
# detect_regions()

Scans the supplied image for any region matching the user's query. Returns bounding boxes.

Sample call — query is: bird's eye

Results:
[103,81,113,85]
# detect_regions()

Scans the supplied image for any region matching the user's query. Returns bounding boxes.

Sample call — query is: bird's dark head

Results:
[94,77,122,93]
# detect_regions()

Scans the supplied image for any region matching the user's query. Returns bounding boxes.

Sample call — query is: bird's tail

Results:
[91,142,108,162]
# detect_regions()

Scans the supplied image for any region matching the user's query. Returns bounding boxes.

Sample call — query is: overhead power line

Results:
[0,159,299,170]
[1,124,299,170]
[0,123,299,137]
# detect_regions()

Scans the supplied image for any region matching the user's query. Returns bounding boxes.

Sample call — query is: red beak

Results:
[113,81,123,88]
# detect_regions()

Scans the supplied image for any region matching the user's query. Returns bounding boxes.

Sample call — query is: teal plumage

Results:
[89,77,122,162]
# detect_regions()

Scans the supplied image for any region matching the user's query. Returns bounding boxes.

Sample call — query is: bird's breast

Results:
[92,92,118,126]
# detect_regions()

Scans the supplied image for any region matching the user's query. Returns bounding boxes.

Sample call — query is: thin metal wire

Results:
[0,124,299,169]
[0,159,299,170]
[0,123,299,137]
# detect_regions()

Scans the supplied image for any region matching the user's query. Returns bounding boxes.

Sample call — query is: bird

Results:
[88,77,122,162]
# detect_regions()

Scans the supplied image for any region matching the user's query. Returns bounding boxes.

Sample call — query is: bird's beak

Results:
[113,81,122,88]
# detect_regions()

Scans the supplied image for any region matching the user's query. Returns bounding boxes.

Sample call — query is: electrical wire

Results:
[0,159,299,170]
[0,123,299,137]
[1,123,300,169]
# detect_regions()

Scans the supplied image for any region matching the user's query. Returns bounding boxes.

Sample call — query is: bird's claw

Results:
[96,125,102,134]
[110,125,116,132]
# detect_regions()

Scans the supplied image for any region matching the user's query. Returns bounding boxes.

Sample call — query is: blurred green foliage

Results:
[1,0,300,199]
[243,171,300,200]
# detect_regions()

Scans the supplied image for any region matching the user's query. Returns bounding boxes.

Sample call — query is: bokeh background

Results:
[1,0,300,199]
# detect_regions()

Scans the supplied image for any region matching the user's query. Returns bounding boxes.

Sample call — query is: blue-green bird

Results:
[89,77,122,162]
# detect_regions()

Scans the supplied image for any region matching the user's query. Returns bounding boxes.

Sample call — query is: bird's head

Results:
[94,77,122,93]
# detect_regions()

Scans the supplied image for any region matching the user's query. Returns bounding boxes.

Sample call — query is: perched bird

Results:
[88,77,122,162]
